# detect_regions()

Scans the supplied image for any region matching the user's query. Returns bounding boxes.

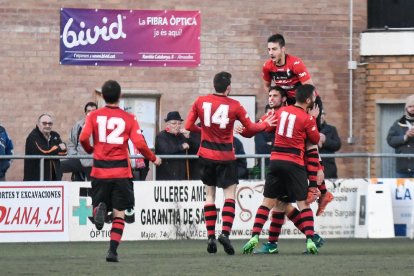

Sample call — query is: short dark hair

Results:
[267,34,285,47]
[269,86,287,98]
[213,71,232,93]
[101,80,121,104]
[84,102,98,113]
[295,84,315,104]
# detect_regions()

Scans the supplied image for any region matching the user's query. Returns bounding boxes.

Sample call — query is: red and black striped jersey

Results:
[185,94,268,161]
[270,105,319,166]
[262,54,311,99]
[79,106,156,179]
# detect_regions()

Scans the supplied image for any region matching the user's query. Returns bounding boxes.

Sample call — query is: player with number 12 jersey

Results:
[80,106,156,179]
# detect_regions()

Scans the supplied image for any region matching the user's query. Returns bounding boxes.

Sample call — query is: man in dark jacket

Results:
[155,111,190,180]
[0,125,13,181]
[318,110,341,178]
[387,95,414,178]
[24,114,67,181]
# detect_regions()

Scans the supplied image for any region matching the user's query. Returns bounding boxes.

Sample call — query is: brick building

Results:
[1,1,412,180]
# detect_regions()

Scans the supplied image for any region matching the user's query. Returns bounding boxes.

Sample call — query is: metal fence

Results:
[1,153,414,181]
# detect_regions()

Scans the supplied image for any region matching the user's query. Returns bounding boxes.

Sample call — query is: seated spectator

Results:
[155,111,190,180]
[61,102,97,181]
[24,114,67,181]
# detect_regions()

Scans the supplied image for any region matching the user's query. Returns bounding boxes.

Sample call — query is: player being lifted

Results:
[80,80,162,262]
[185,71,276,255]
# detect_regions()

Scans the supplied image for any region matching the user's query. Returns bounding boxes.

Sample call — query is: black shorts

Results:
[199,157,238,189]
[263,160,308,201]
[91,178,134,211]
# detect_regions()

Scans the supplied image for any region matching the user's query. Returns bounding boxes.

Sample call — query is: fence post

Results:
[367,156,371,178]
[40,158,44,181]
[260,157,265,180]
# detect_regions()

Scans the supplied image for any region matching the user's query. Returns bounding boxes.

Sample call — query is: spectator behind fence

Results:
[188,126,201,180]
[387,95,414,178]
[155,111,190,180]
[318,110,341,178]
[61,102,97,181]
[0,124,14,181]
[234,136,248,179]
[24,114,67,181]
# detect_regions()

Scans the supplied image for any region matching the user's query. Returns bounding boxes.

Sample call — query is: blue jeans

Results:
[396,171,414,178]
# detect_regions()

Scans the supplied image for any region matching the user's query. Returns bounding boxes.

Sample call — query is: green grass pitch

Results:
[1,238,413,275]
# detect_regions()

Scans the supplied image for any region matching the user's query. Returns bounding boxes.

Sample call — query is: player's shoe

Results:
[106,250,119,262]
[125,208,135,224]
[306,187,321,204]
[313,233,325,249]
[253,242,278,254]
[242,234,259,254]
[207,237,217,254]
[105,212,113,224]
[306,238,318,255]
[94,202,107,231]
[218,234,235,255]
[316,192,334,216]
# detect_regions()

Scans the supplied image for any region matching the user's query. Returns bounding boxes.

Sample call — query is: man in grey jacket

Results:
[61,102,97,181]
[387,95,414,178]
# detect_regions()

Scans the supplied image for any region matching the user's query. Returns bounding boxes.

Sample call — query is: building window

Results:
[368,0,414,29]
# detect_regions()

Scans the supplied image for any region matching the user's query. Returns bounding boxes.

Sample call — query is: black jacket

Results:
[319,122,341,178]
[387,115,414,173]
[24,126,67,181]
[155,130,188,180]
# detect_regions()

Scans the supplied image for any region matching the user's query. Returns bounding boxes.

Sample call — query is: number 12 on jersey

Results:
[97,116,126,144]
[202,102,230,129]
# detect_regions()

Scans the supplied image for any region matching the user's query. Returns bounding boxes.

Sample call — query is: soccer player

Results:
[185,71,275,255]
[79,80,162,262]
[242,84,320,255]
[237,86,324,254]
[263,33,333,211]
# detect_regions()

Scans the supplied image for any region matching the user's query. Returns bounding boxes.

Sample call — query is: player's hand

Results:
[264,113,277,127]
[234,125,245,134]
[308,105,320,118]
[182,142,190,150]
[317,169,324,185]
[153,156,162,166]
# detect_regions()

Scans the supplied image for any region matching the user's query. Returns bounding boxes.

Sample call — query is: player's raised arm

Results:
[129,116,159,164]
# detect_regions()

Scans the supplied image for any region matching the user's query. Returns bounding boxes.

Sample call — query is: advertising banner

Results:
[68,179,361,241]
[60,8,201,67]
[379,178,414,236]
[0,182,69,242]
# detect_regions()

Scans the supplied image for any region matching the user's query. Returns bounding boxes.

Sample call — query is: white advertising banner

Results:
[2,179,402,242]
[0,182,69,242]
[381,178,414,236]
[68,182,141,241]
